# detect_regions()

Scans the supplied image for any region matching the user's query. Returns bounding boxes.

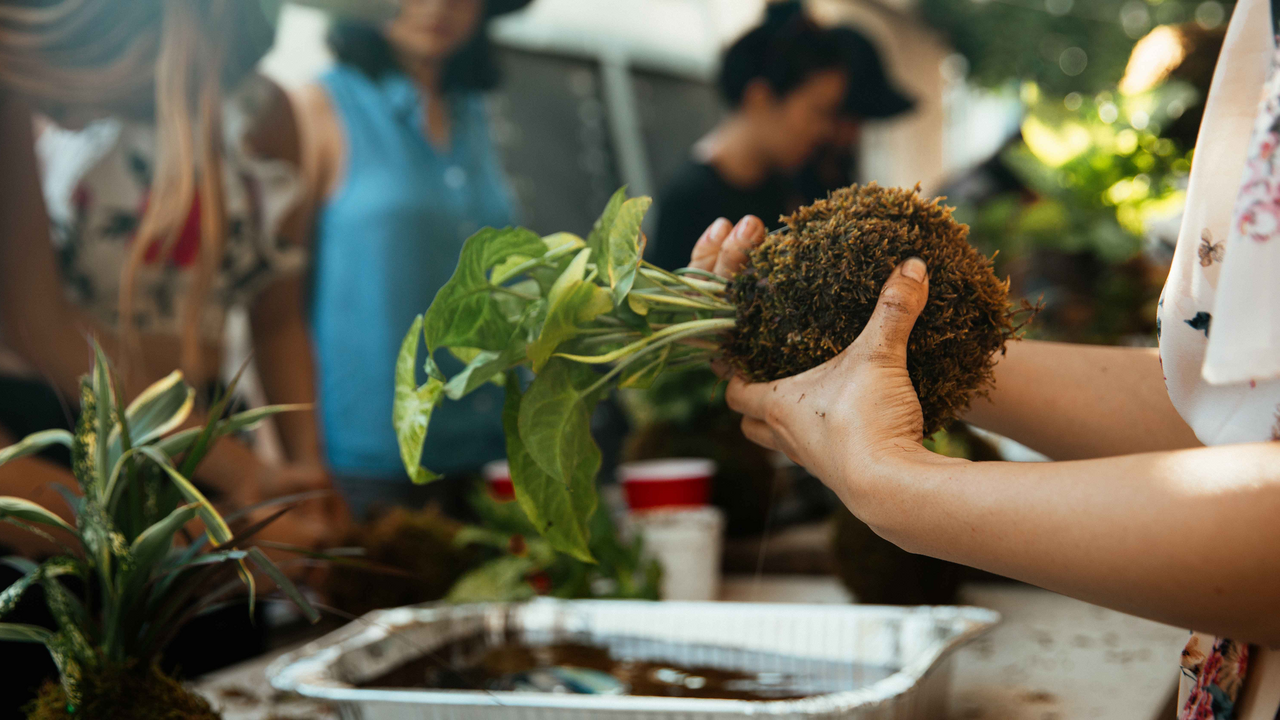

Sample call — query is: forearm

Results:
[0,95,102,398]
[965,340,1200,459]
[250,277,322,464]
[857,444,1280,644]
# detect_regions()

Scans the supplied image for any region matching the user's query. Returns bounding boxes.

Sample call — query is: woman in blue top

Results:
[298,0,532,518]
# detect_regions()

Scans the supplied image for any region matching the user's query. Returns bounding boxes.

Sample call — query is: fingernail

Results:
[902,257,927,282]
[711,217,733,238]
[732,215,760,240]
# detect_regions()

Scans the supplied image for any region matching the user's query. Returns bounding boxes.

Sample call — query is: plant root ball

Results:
[722,183,1019,436]
[25,663,219,720]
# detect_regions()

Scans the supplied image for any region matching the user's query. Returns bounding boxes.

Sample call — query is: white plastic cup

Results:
[628,505,725,601]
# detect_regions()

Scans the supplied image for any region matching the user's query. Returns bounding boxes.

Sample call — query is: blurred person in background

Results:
[0,0,372,709]
[297,0,532,520]
[794,27,915,204]
[0,0,345,556]
[649,1,847,271]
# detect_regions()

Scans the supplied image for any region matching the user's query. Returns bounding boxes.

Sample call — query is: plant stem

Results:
[638,263,727,300]
[629,290,735,312]
[557,318,735,364]
[580,321,729,396]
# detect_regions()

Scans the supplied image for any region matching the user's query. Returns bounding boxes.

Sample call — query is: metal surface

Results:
[269,599,999,719]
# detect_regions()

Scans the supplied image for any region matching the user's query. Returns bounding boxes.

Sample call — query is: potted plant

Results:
[0,345,319,719]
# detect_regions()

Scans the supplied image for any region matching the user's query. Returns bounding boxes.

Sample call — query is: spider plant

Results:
[0,344,319,709]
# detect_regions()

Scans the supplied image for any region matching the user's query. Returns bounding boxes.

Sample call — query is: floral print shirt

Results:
[1157,0,1280,716]
[33,75,304,341]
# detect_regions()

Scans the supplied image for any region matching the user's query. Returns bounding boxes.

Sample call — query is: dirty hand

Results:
[723,258,934,502]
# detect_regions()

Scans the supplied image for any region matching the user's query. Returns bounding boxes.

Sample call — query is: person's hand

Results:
[689,215,766,278]
[724,258,941,503]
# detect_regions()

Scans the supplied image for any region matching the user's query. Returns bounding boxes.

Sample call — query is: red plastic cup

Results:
[483,460,515,502]
[617,459,715,511]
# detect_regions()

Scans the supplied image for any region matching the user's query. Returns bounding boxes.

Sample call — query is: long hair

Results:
[0,0,272,385]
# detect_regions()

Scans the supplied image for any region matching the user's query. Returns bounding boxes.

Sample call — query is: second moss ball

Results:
[721,183,1020,437]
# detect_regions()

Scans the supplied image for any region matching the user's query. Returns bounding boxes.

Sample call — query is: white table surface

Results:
[193,577,1188,720]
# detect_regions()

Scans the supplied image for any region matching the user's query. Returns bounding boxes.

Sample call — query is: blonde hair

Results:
[0,0,254,385]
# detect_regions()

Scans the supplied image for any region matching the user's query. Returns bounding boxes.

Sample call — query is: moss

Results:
[723,183,1027,436]
[323,506,475,617]
[25,663,218,720]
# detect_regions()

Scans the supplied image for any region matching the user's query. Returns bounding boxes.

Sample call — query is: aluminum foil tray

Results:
[268,599,999,719]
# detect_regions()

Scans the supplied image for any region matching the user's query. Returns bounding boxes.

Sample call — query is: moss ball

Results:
[323,506,474,617]
[722,183,1019,436]
[25,663,219,720]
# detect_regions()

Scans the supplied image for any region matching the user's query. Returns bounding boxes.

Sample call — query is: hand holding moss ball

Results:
[720,183,1021,437]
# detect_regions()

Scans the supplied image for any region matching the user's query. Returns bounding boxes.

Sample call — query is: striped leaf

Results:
[0,429,74,468]
[0,497,75,536]
[134,447,231,545]
[0,622,53,644]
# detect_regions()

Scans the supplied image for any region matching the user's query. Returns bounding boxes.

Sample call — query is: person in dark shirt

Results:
[650,2,847,271]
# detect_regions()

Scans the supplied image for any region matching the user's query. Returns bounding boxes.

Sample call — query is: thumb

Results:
[856,257,929,365]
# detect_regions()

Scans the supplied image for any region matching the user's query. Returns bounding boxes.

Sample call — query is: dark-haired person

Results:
[794,27,915,204]
[297,0,531,519]
[649,1,847,271]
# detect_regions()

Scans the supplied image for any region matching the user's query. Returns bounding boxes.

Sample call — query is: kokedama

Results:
[395,183,1025,560]
[0,346,319,720]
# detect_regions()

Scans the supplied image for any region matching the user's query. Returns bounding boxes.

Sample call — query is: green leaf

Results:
[446,555,538,603]
[0,497,75,536]
[527,282,612,372]
[443,301,542,400]
[393,316,445,485]
[518,360,604,486]
[135,447,232,545]
[605,196,652,304]
[0,622,53,644]
[128,504,199,574]
[547,247,590,309]
[111,371,194,450]
[0,429,73,467]
[245,547,321,623]
[0,567,41,620]
[215,404,309,436]
[586,186,628,258]
[423,226,546,352]
[91,342,115,492]
[503,375,594,562]
[543,232,585,252]
[151,404,305,461]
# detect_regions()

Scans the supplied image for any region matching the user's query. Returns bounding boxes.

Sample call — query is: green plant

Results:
[0,345,319,712]
[395,185,1022,561]
[446,488,660,603]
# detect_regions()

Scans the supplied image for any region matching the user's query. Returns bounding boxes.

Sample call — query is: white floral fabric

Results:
[1157,0,1280,716]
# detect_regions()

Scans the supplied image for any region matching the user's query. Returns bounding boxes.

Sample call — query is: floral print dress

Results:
[1157,0,1280,716]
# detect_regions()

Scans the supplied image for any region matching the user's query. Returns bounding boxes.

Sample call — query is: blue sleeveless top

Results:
[312,65,514,477]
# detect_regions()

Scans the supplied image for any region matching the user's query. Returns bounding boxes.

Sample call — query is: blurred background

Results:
[259,0,1220,345]
[249,0,1230,601]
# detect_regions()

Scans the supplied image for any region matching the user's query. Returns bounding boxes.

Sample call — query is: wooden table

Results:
[193,577,1187,719]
